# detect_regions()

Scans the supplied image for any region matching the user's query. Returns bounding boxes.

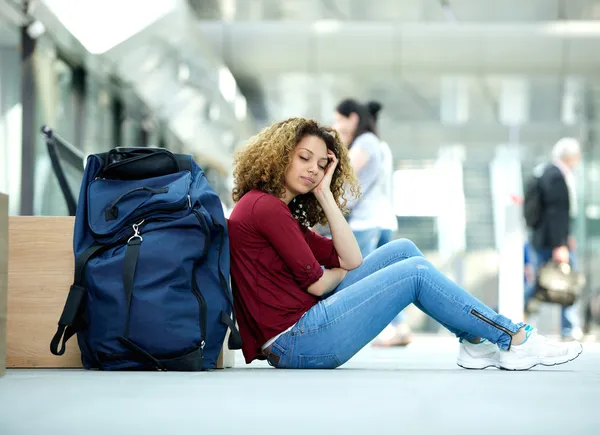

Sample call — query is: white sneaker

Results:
[456,339,500,370]
[497,326,583,371]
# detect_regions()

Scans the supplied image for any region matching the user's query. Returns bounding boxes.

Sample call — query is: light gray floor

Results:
[0,335,598,435]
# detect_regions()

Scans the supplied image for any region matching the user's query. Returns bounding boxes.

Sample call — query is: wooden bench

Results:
[6,216,235,369]
[0,194,7,376]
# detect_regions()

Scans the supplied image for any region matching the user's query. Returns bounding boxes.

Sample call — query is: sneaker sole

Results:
[498,345,583,371]
[456,358,499,370]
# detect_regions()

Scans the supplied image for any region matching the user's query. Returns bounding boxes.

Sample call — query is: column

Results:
[490,145,525,321]
[0,46,22,216]
[435,146,466,286]
[492,77,529,320]
[440,76,469,125]
[19,12,37,216]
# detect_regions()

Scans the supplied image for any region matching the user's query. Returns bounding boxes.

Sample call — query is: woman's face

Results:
[333,111,358,145]
[283,134,329,198]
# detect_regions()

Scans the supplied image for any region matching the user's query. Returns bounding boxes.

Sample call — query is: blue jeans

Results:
[376,229,405,325]
[377,229,394,248]
[353,229,381,257]
[524,281,537,308]
[532,248,580,337]
[266,239,524,369]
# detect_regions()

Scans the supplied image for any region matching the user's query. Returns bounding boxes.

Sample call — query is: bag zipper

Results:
[190,209,211,354]
[191,276,207,354]
[93,195,191,242]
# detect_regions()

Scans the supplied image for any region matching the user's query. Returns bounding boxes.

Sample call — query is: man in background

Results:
[530,138,583,340]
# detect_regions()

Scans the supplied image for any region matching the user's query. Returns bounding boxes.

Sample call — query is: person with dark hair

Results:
[333,99,384,257]
[228,117,583,370]
[362,101,413,347]
[364,101,397,249]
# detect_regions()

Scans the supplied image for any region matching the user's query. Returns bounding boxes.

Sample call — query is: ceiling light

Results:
[313,20,341,34]
[42,0,177,54]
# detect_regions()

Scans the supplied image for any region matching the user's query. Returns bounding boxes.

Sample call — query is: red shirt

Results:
[228,190,340,363]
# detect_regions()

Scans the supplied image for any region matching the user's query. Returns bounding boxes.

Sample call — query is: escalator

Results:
[40,125,85,216]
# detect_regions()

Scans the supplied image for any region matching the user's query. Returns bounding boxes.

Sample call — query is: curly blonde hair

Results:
[232,118,360,227]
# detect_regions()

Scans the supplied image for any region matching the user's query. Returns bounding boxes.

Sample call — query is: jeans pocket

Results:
[298,354,341,369]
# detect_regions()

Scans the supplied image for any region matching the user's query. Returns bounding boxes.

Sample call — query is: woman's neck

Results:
[282,188,296,205]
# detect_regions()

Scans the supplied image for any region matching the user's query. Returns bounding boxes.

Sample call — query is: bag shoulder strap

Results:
[212,216,243,350]
[50,243,106,356]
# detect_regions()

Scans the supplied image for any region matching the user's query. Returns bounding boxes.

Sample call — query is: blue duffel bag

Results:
[50,147,242,370]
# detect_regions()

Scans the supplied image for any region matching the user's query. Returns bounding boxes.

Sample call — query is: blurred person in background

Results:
[523,241,538,320]
[333,98,384,256]
[529,138,583,341]
[370,102,398,251]
[367,102,412,346]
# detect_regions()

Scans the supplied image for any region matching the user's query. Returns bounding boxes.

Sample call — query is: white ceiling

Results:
[189,0,600,22]
[187,0,600,159]
[4,0,598,161]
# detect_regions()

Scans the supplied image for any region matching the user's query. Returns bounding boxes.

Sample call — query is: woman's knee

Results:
[392,255,430,271]
[388,238,423,257]
[390,256,433,297]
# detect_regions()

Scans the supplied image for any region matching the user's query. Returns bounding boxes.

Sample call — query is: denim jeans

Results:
[377,229,394,248]
[352,229,381,258]
[266,239,524,369]
[532,248,580,337]
[376,229,405,325]
[524,281,537,307]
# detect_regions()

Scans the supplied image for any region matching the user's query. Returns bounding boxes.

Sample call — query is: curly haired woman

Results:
[228,117,583,370]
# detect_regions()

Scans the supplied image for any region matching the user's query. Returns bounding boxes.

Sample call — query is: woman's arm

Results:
[307,268,348,297]
[314,190,362,270]
[313,150,362,270]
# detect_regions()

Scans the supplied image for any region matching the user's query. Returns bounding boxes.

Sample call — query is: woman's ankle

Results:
[511,326,528,346]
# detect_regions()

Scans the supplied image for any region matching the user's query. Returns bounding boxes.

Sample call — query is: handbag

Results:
[535,261,585,306]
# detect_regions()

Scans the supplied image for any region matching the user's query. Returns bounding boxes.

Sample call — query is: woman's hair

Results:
[366,101,383,122]
[232,118,360,227]
[335,99,383,145]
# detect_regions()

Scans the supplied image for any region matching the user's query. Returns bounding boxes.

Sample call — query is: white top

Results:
[346,132,385,231]
[377,141,398,231]
[261,324,295,350]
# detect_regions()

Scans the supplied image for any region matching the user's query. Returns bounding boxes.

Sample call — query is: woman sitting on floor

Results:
[227,117,583,370]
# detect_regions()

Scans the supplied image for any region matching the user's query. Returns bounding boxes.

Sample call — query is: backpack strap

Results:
[118,235,167,370]
[50,243,106,356]
[213,218,243,350]
[122,237,142,338]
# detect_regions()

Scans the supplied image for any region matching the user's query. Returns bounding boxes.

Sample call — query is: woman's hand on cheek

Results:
[313,150,338,197]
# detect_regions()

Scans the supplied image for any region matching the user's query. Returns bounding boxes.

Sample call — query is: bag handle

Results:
[105,186,169,221]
